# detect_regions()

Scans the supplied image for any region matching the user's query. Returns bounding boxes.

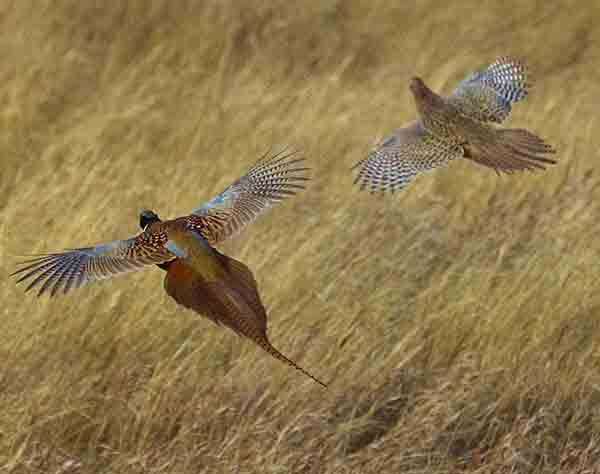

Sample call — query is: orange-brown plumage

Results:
[12,149,326,387]
[163,252,326,387]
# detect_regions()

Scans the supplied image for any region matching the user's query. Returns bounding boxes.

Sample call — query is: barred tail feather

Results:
[464,128,556,174]
[260,339,328,389]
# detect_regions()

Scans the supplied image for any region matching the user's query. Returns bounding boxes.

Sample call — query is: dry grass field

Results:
[2,1,600,472]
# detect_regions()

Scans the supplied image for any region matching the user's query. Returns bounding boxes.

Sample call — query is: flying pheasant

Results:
[353,57,557,193]
[12,149,327,388]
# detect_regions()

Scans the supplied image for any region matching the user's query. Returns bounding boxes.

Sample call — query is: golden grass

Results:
[3,0,600,472]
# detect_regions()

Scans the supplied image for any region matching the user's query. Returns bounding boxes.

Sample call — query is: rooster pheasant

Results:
[12,150,327,388]
[353,57,557,193]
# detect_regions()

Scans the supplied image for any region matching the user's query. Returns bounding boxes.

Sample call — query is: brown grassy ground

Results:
[2,1,600,472]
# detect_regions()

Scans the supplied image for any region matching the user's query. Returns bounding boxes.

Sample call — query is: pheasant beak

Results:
[409,77,426,98]
[139,209,161,231]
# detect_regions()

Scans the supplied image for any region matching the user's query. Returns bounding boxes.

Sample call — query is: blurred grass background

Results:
[2,0,600,472]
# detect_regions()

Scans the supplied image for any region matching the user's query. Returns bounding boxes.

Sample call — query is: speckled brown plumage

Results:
[11,149,326,387]
[353,57,556,193]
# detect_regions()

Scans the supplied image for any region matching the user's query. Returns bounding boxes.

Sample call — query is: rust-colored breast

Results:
[165,258,197,285]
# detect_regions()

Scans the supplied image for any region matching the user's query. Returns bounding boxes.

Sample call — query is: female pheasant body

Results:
[412,77,556,174]
[354,57,556,193]
[410,77,468,146]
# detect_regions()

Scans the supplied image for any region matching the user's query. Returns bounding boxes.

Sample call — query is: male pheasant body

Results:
[12,149,326,388]
[353,57,556,193]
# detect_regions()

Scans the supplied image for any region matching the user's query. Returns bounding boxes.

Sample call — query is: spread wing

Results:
[11,231,175,296]
[186,148,309,245]
[447,56,530,124]
[353,121,463,193]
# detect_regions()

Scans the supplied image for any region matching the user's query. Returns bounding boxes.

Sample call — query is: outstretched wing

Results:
[353,121,463,193]
[447,56,530,124]
[11,232,175,296]
[186,148,309,245]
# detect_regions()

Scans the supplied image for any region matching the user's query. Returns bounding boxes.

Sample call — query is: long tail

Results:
[464,128,557,174]
[257,337,328,389]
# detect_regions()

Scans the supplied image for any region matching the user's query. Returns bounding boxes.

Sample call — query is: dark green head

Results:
[139,209,161,231]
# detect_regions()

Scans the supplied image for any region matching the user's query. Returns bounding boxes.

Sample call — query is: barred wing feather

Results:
[189,149,309,245]
[448,56,531,124]
[11,233,175,296]
[353,121,463,193]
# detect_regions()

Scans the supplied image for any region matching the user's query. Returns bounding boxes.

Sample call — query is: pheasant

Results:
[12,150,327,388]
[353,57,557,193]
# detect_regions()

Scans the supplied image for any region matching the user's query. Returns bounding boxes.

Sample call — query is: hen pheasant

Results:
[353,57,557,193]
[12,149,327,388]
